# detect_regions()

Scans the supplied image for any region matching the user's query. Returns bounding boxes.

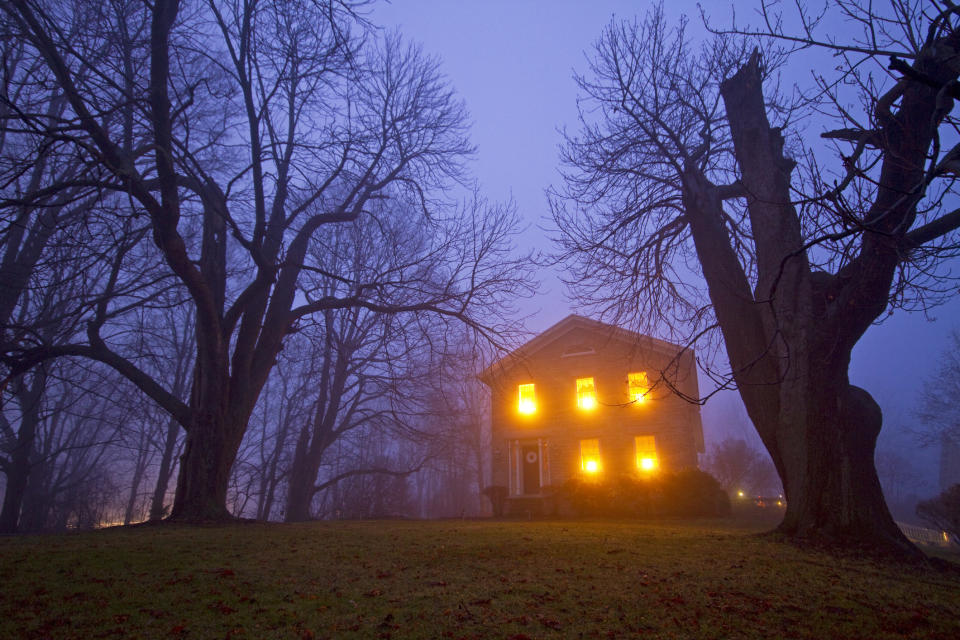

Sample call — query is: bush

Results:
[916,484,960,540]
[554,469,730,518]
[554,476,639,517]
[660,469,731,517]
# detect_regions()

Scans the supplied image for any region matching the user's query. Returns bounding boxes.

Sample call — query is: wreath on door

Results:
[525,451,538,464]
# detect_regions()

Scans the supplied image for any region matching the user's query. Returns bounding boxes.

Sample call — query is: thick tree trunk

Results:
[169,409,244,522]
[18,458,52,532]
[774,380,914,553]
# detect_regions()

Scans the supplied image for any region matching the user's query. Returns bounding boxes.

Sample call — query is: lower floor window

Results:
[635,435,658,471]
[580,438,601,474]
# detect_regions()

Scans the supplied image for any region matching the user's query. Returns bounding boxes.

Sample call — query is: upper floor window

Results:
[518,383,536,414]
[628,371,649,404]
[576,377,596,410]
[635,435,658,472]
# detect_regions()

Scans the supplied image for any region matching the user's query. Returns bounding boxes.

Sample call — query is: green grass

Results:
[1,519,958,639]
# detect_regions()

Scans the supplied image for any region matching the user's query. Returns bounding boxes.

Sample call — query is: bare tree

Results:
[0,5,112,533]
[703,438,781,498]
[917,330,960,442]
[115,303,194,524]
[143,305,193,521]
[316,434,417,520]
[552,2,960,555]
[875,446,923,505]
[411,337,490,518]
[240,363,307,521]
[914,329,960,496]
[1,0,534,521]
[11,361,130,531]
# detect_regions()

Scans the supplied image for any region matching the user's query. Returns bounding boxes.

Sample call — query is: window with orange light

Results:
[580,438,601,474]
[517,383,536,414]
[628,371,649,403]
[576,377,596,410]
[635,435,658,472]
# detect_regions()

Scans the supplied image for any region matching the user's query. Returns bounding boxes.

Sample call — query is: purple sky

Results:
[373,1,959,490]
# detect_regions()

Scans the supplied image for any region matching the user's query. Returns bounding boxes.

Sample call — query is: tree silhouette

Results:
[553,2,960,555]
[1,0,533,521]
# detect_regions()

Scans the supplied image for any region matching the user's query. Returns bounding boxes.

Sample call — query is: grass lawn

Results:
[0,518,958,639]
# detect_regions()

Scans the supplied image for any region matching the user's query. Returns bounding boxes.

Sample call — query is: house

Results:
[479,315,704,514]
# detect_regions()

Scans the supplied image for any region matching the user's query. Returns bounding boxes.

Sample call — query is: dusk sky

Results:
[374,1,959,487]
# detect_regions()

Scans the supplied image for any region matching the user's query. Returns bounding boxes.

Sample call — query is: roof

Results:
[478,314,690,384]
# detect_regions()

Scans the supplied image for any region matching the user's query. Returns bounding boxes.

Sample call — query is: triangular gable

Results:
[478,314,687,384]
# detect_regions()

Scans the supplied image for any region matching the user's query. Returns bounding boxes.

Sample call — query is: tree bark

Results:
[775,378,906,548]
[169,410,243,521]
[168,342,243,522]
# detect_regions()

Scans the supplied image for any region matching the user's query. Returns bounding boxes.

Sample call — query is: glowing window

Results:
[580,438,601,474]
[635,435,658,472]
[518,383,536,414]
[628,371,649,403]
[576,377,596,410]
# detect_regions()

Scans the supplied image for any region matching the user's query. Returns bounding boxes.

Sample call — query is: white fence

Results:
[896,522,955,548]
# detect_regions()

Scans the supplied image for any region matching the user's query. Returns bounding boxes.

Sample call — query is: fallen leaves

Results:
[209,601,237,615]
[1,520,958,640]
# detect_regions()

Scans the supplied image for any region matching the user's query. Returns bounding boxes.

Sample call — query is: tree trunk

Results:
[19,459,51,532]
[284,312,344,523]
[0,449,31,533]
[169,410,244,521]
[123,447,149,525]
[0,370,45,533]
[257,447,281,521]
[149,415,181,521]
[284,426,318,522]
[284,474,315,522]
[256,403,293,521]
[773,380,913,553]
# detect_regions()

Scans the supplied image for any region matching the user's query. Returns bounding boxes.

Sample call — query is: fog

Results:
[374,1,959,513]
[1,0,957,534]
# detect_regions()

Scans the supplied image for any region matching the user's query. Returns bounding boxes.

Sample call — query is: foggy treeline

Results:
[0,200,501,530]
[0,252,498,530]
[0,0,533,532]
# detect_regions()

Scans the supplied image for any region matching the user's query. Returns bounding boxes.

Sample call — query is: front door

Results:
[522,445,540,494]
